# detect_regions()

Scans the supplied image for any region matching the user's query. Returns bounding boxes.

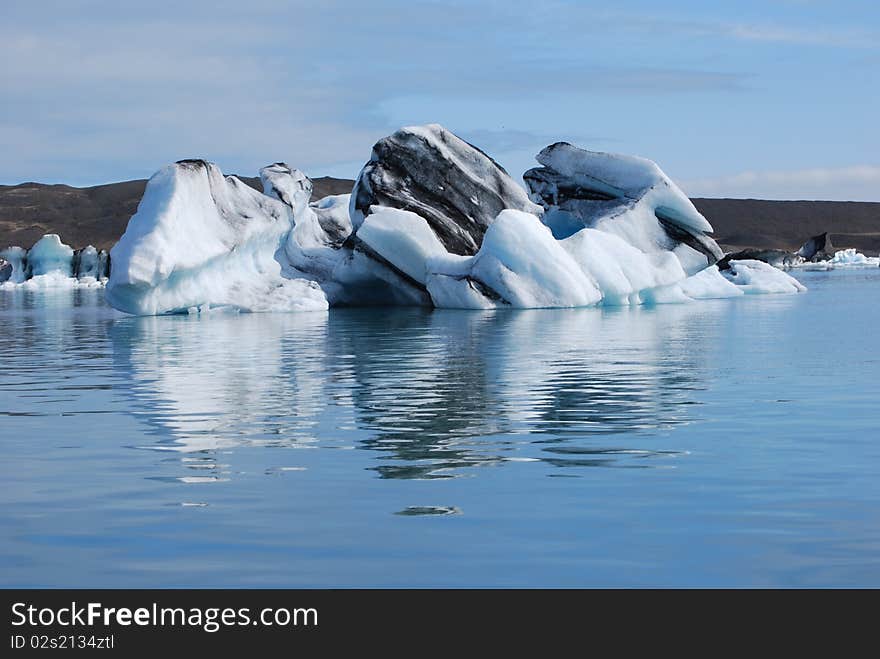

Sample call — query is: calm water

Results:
[1,269,879,587]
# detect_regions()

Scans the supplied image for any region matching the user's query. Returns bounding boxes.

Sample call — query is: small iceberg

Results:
[0,234,109,290]
[827,248,879,267]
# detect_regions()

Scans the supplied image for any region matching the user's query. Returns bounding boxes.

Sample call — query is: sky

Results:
[1,0,878,200]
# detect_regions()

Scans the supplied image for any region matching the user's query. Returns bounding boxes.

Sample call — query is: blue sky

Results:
[2,0,878,200]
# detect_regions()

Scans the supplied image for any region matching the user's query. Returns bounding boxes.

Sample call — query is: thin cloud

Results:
[0,1,876,189]
[683,166,880,202]
[723,23,878,48]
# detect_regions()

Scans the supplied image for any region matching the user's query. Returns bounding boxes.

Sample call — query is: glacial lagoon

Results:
[1,268,879,587]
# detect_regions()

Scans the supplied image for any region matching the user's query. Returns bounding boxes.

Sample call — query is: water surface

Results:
[1,269,879,586]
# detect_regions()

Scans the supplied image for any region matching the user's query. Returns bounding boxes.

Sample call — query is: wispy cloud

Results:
[707,22,878,49]
[683,166,880,202]
[1,0,876,189]
[0,3,754,184]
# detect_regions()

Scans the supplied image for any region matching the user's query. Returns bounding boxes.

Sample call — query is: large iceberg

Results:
[100,124,805,315]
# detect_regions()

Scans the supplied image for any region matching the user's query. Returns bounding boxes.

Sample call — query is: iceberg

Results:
[560,226,690,305]
[797,232,834,261]
[73,245,111,280]
[105,159,328,314]
[723,234,877,271]
[0,235,109,289]
[96,124,806,315]
[524,142,724,274]
[27,234,73,277]
[0,247,27,284]
[17,271,105,291]
[721,259,807,294]
[827,248,879,267]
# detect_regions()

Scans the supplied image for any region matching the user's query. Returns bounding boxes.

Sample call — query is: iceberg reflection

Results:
[111,303,717,479]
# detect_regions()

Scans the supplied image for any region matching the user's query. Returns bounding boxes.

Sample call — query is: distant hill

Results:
[2,177,879,255]
[692,198,880,254]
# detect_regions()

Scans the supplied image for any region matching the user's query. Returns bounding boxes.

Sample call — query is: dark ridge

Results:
[692,198,880,255]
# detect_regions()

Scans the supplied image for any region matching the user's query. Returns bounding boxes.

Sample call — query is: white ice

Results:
[27,234,73,277]
[721,259,807,294]
[528,143,721,275]
[428,210,602,309]
[537,145,712,234]
[827,248,880,267]
[0,246,28,284]
[561,227,688,305]
[679,265,743,299]
[0,235,109,290]
[312,194,353,243]
[74,245,110,280]
[425,210,734,309]
[356,206,449,285]
[105,161,328,314]
[16,271,104,291]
